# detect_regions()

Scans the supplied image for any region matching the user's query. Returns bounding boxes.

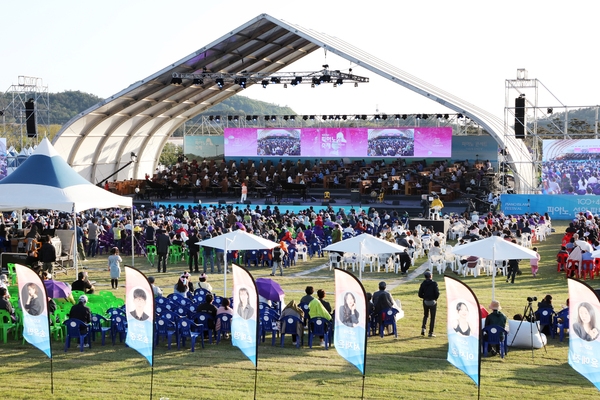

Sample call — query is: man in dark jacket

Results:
[187,230,201,273]
[398,249,412,275]
[155,229,171,273]
[39,235,56,274]
[69,295,91,334]
[418,271,439,337]
[196,293,218,330]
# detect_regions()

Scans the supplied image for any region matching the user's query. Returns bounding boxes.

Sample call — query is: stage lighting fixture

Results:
[215,115,221,122]
[382,114,388,120]
[336,78,343,85]
[271,116,277,121]
[335,115,340,120]
[234,115,239,121]
[444,114,449,119]
[402,114,407,120]
[303,115,308,120]
[457,113,464,118]
[436,114,443,119]
[422,114,428,119]
[284,115,289,121]
[252,115,258,121]
[547,108,553,114]
[312,77,320,86]
[239,78,247,88]
[355,115,361,120]
[209,116,214,121]
[319,74,331,84]
[193,78,203,85]
[216,78,224,88]
[227,115,233,121]
[262,80,269,88]
[329,115,334,120]
[290,115,296,121]
[374,115,380,120]
[395,114,401,120]
[322,115,328,120]
[416,114,421,119]
[309,115,315,120]
[265,115,270,120]
[270,77,281,84]
[342,115,347,120]
[170,77,183,85]
[246,116,252,121]
[291,77,302,86]
[283,83,288,88]
[361,115,367,120]
[323,64,329,69]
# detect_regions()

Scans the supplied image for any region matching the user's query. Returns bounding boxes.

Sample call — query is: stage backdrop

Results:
[501,194,599,220]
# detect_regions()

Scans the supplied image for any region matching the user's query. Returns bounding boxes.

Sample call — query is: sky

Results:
[2,0,599,120]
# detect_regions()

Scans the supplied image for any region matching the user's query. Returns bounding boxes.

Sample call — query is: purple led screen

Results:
[224,127,452,158]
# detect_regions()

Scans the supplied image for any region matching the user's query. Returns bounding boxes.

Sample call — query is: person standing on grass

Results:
[418,271,439,337]
[506,259,520,284]
[530,247,540,277]
[108,247,122,289]
[270,245,283,276]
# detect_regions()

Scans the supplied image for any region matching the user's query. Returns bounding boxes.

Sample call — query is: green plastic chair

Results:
[49,313,64,341]
[0,310,17,343]
[6,263,17,285]
[146,245,157,264]
[169,245,183,263]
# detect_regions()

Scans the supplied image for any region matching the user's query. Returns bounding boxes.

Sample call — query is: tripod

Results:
[510,300,548,358]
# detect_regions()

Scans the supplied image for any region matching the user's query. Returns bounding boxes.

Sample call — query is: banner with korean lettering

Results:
[568,278,600,390]
[334,268,367,375]
[125,266,154,365]
[16,264,51,358]
[444,276,480,386]
[232,264,259,366]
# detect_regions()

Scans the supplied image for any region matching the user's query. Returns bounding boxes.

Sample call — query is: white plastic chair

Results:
[429,255,445,274]
[328,252,341,270]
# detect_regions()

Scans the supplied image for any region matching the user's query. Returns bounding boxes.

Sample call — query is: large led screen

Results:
[542,139,600,195]
[224,127,452,158]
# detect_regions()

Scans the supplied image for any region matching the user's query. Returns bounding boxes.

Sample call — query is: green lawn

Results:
[2,223,599,399]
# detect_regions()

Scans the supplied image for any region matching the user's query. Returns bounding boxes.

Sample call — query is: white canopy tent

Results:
[0,138,133,274]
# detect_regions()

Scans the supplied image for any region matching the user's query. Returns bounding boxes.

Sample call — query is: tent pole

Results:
[72,205,78,277]
[491,246,496,301]
[131,210,135,267]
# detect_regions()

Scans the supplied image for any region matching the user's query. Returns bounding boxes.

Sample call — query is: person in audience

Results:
[280,300,304,346]
[308,294,332,346]
[0,287,15,320]
[418,271,439,337]
[484,300,508,356]
[72,271,95,294]
[69,295,91,335]
[317,289,332,314]
[300,286,315,305]
[173,273,190,296]
[215,297,233,332]
[530,247,540,277]
[108,247,122,289]
[197,273,213,293]
[196,293,218,330]
[39,235,56,274]
[156,228,171,273]
[148,276,163,298]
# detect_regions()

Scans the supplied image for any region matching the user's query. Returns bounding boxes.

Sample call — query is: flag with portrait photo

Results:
[16,264,51,358]
[125,266,154,365]
[334,268,367,375]
[445,276,480,386]
[568,278,600,390]
[232,264,259,366]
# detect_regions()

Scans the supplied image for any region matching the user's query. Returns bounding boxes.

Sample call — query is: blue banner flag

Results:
[232,264,259,366]
[16,264,51,358]
[125,266,155,365]
[568,278,600,391]
[334,268,367,375]
[444,276,480,386]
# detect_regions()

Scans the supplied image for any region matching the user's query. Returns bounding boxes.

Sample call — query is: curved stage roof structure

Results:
[54,13,534,191]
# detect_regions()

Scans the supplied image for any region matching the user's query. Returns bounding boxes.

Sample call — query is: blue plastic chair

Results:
[155,316,177,349]
[177,318,203,352]
[91,314,111,346]
[298,302,311,326]
[193,312,214,344]
[280,315,303,348]
[482,325,508,358]
[167,293,184,304]
[107,307,126,318]
[111,315,127,345]
[379,308,399,338]
[308,317,330,349]
[261,249,273,268]
[246,250,260,268]
[259,312,279,346]
[213,296,224,308]
[554,308,569,341]
[194,288,210,298]
[64,318,92,352]
[215,314,232,344]
[535,307,555,337]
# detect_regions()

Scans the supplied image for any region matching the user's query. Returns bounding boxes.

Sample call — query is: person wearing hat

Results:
[198,273,213,293]
[69,295,92,334]
[418,271,439,337]
[484,300,508,355]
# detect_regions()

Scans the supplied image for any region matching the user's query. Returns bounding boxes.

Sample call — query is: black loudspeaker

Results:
[25,99,37,137]
[514,96,526,139]
[293,201,301,205]
[392,200,400,205]
[244,200,251,205]
[321,202,329,206]
[218,200,226,205]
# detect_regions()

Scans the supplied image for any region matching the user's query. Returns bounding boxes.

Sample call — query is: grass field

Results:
[2,222,599,399]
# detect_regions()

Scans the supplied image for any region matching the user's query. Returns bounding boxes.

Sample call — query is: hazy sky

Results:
[2,0,598,119]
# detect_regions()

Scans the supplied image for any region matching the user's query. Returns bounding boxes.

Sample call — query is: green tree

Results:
[159,142,182,166]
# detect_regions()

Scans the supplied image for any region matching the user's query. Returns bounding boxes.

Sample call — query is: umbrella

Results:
[452,236,538,300]
[196,229,280,296]
[575,240,593,253]
[256,278,285,303]
[43,279,72,299]
[323,234,406,280]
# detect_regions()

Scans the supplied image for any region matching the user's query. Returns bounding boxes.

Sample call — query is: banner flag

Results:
[444,276,480,386]
[125,266,154,365]
[232,264,259,366]
[16,264,51,358]
[568,278,600,390]
[334,268,368,375]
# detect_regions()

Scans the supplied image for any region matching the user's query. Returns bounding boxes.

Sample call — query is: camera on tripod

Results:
[527,296,537,303]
